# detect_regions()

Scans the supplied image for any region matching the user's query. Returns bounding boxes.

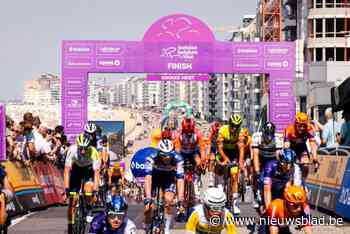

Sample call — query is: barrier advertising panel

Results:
[0,104,6,161]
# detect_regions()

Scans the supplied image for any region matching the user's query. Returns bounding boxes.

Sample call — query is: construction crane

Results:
[259,0,281,42]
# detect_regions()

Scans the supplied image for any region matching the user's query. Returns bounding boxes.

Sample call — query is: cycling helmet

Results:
[107,195,128,214]
[229,114,242,126]
[158,139,174,153]
[295,112,308,125]
[181,118,195,133]
[279,149,296,164]
[262,122,275,142]
[84,122,97,134]
[283,186,306,204]
[161,127,172,139]
[203,187,226,211]
[76,133,91,147]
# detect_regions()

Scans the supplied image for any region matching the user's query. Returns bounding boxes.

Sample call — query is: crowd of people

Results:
[5,112,69,168]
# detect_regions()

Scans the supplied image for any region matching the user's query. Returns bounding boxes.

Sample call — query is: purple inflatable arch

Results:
[62,14,295,141]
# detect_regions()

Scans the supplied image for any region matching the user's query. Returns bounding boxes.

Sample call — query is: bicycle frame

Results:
[149,186,165,234]
[184,158,195,216]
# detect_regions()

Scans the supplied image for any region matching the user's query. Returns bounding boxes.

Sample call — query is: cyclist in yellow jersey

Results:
[186,187,236,234]
[63,133,101,233]
[216,114,245,214]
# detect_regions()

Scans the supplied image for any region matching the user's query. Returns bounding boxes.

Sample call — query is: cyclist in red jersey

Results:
[266,185,312,234]
[284,112,319,187]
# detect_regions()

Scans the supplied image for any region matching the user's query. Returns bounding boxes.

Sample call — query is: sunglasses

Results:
[205,204,224,212]
[107,211,125,220]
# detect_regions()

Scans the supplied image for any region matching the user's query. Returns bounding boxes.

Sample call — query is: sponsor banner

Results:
[96,57,124,70]
[306,155,348,190]
[306,183,338,212]
[147,73,208,81]
[0,104,5,160]
[130,147,157,179]
[64,57,94,69]
[335,152,350,219]
[32,162,59,205]
[47,163,65,204]
[3,161,46,210]
[6,195,23,217]
[63,42,94,55]
[96,43,125,55]
[232,43,263,57]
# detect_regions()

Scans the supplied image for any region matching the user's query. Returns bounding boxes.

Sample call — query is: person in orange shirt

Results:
[266,185,312,234]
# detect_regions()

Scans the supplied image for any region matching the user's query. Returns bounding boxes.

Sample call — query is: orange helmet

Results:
[295,112,308,125]
[283,186,306,204]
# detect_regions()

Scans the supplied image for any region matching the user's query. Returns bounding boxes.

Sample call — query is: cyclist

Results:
[89,195,137,234]
[150,116,178,148]
[284,112,319,187]
[108,161,126,196]
[206,121,221,187]
[263,149,296,210]
[143,139,185,234]
[266,185,312,234]
[185,187,236,234]
[0,164,13,228]
[174,117,206,197]
[216,113,245,214]
[240,127,253,190]
[252,121,283,210]
[63,133,100,232]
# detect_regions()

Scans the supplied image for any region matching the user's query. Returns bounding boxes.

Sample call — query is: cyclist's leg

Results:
[163,177,176,234]
[214,155,225,189]
[226,148,240,213]
[144,173,158,229]
[67,165,81,231]
[193,151,202,198]
[0,193,7,226]
[208,149,216,187]
[83,167,95,222]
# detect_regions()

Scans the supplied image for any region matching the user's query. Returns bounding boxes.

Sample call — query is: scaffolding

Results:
[260,0,282,41]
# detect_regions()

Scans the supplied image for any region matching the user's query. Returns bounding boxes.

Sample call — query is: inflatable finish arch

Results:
[62,14,296,141]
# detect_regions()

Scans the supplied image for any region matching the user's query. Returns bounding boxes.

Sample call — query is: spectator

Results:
[19,120,36,163]
[337,110,350,146]
[321,108,340,148]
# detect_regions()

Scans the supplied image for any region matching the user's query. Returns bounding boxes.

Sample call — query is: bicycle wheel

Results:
[239,172,246,202]
[184,177,194,217]
[77,196,87,234]
[150,187,165,234]
[225,168,233,210]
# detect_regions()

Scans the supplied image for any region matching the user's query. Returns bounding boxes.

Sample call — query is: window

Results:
[316,48,323,61]
[326,0,334,8]
[325,18,335,37]
[316,0,323,8]
[336,18,345,37]
[326,48,335,61]
[316,19,323,38]
[336,48,345,61]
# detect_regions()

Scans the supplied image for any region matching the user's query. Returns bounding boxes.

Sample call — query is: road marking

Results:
[10,212,37,227]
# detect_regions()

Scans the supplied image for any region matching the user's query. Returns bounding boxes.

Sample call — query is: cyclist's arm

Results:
[64,148,74,190]
[197,132,207,161]
[185,210,199,234]
[252,148,260,174]
[144,156,154,199]
[217,135,229,162]
[92,151,101,191]
[237,136,245,169]
[309,141,318,161]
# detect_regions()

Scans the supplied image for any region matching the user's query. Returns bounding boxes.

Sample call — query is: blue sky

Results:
[0,0,258,100]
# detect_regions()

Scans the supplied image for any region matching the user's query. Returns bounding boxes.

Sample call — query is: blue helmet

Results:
[279,149,296,164]
[107,196,128,214]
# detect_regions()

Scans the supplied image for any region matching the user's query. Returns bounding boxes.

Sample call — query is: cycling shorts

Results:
[151,170,176,196]
[223,148,239,162]
[111,175,122,186]
[181,149,200,161]
[69,164,94,192]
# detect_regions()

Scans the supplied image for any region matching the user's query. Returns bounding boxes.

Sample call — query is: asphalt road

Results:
[9,112,350,233]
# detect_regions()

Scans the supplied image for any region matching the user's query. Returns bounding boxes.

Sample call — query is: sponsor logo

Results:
[131,161,145,170]
[266,47,289,55]
[6,202,16,212]
[68,47,90,53]
[97,59,121,67]
[98,46,122,54]
[161,45,198,60]
[338,187,350,205]
[32,194,41,205]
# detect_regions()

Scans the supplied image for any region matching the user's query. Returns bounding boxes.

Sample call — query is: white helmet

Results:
[203,187,226,210]
[158,139,174,153]
[84,122,97,134]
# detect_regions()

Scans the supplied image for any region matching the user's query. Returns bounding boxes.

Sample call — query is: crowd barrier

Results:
[306,146,350,220]
[2,160,65,217]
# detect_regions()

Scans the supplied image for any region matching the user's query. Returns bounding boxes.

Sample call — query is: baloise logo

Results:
[131,161,145,170]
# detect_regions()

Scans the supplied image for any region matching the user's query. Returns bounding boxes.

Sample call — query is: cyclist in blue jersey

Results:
[89,195,136,234]
[263,148,296,210]
[143,139,185,234]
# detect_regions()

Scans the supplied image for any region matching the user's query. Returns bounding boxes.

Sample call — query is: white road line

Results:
[9,212,37,227]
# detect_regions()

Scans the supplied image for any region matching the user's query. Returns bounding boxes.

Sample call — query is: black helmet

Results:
[263,122,275,141]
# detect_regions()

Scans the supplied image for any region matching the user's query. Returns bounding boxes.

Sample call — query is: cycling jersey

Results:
[174,129,205,154]
[263,160,294,200]
[252,132,283,167]
[266,199,311,227]
[217,125,244,150]
[110,161,125,177]
[284,124,315,158]
[89,212,136,234]
[144,150,184,179]
[186,204,236,234]
[65,145,100,170]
